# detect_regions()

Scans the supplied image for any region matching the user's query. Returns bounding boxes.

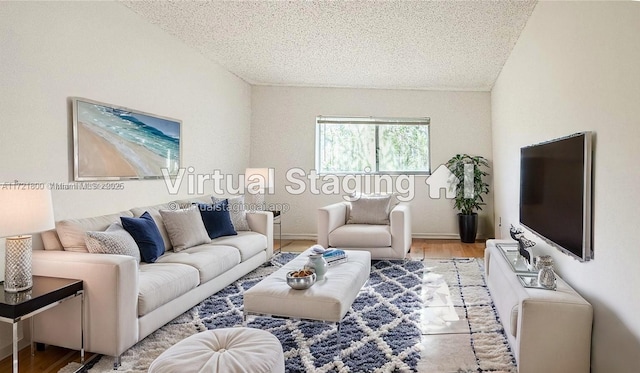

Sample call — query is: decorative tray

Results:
[517,274,556,291]
[496,242,519,252]
[495,243,536,274]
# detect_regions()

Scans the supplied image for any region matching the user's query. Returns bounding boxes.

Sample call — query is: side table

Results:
[0,276,84,373]
[271,210,282,254]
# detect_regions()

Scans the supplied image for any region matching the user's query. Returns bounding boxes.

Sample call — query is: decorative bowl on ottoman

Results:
[286,269,316,289]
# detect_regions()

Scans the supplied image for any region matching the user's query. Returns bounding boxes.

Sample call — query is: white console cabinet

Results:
[484,239,593,373]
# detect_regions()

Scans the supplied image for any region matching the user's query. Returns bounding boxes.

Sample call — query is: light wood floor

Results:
[0,238,485,372]
[279,238,486,259]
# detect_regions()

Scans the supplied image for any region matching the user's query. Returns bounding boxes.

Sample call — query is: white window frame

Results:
[315,115,431,175]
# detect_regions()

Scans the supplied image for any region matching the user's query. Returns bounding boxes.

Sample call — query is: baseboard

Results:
[411,233,460,239]
[281,233,317,241]
[281,233,492,241]
[412,233,493,240]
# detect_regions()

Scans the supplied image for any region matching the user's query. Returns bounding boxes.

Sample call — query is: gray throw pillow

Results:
[347,194,392,225]
[159,206,211,252]
[212,195,250,231]
[85,223,141,262]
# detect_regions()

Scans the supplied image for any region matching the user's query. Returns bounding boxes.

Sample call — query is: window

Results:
[315,116,430,174]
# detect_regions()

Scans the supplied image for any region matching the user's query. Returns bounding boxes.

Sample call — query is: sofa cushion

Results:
[156,245,241,283]
[329,224,392,247]
[197,201,237,239]
[42,229,64,251]
[130,203,174,252]
[138,262,200,316]
[56,211,134,252]
[347,194,391,225]
[211,231,267,261]
[85,222,141,263]
[121,212,165,263]
[159,206,211,252]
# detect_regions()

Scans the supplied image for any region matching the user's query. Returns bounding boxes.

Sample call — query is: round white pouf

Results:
[148,328,285,373]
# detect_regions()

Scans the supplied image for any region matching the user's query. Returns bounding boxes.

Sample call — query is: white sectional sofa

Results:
[31,195,273,368]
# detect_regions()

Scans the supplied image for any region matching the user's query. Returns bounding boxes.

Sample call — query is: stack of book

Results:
[323,249,347,267]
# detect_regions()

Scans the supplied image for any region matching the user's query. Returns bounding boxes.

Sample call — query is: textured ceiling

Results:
[122,1,537,91]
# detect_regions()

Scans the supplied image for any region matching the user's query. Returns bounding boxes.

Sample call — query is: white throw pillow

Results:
[85,223,141,262]
[159,206,211,252]
[347,194,392,225]
[212,195,250,231]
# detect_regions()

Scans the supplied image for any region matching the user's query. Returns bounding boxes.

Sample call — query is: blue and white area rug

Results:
[61,255,516,373]
[419,258,516,372]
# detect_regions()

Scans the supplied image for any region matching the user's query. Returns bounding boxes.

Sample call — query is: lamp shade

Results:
[0,187,55,238]
[244,168,274,193]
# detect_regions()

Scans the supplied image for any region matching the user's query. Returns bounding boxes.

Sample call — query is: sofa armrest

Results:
[390,203,412,259]
[517,293,593,373]
[317,202,348,248]
[246,210,274,258]
[31,250,139,358]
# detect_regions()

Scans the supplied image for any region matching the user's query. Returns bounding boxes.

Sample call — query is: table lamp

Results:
[0,187,55,292]
[244,168,274,209]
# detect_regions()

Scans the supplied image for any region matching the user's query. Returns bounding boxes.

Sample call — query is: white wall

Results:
[492,2,640,372]
[251,86,493,239]
[0,1,251,223]
[0,1,251,354]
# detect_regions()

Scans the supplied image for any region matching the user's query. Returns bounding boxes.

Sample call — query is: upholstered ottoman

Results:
[148,328,285,373]
[243,248,371,323]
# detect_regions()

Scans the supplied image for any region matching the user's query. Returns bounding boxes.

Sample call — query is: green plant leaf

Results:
[444,153,490,215]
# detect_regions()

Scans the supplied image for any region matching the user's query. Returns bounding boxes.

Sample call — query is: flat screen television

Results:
[519,132,593,261]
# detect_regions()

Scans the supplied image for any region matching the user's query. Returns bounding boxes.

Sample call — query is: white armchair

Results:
[317,201,412,260]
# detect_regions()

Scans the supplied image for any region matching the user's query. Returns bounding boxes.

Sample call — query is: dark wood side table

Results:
[0,276,84,373]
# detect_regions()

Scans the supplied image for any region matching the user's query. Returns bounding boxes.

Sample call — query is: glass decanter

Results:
[536,255,556,290]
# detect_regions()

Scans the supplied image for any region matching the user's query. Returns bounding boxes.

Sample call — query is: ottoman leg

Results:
[336,322,342,351]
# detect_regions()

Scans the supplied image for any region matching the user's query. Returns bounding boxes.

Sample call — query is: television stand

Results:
[484,239,593,373]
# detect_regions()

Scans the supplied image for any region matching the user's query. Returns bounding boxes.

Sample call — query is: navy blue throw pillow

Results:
[121,211,165,263]
[197,200,237,239]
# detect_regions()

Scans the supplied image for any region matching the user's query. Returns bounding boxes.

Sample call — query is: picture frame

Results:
[72,97,181,181]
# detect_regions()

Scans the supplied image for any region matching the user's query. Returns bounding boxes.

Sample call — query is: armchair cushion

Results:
[329,224,391,247]
[347,194,391,224]
[318,201,411,260]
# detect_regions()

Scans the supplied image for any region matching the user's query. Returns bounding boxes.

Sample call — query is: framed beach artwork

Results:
[72,97,181,181]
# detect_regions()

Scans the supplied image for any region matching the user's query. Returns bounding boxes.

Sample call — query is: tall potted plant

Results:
[445,154,490,243]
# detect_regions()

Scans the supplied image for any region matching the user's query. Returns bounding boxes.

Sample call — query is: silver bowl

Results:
[286,269,316,290]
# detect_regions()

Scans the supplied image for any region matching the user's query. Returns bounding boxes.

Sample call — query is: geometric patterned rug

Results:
[260,256,424,372]
[60,255,517,373]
